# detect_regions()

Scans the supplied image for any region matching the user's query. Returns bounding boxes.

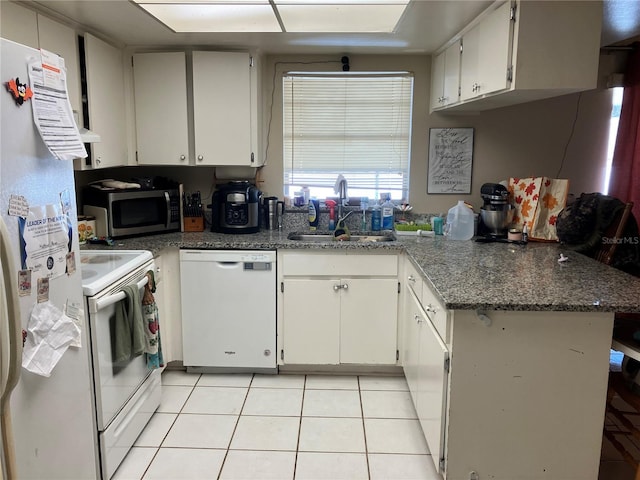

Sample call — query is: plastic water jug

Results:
[446,201,474,241]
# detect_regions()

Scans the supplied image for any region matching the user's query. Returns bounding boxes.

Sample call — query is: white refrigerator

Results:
[0,38,99,479]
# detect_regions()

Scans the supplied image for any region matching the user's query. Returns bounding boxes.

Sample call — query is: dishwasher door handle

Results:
[216,261,241,268]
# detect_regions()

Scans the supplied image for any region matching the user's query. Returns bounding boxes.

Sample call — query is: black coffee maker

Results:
[479,183,514,237]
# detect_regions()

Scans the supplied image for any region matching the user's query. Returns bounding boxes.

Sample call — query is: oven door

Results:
[86,265,154,431]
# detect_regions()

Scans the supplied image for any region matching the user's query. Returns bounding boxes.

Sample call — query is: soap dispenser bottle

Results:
[309,198,320,231]
[325,199,337,231]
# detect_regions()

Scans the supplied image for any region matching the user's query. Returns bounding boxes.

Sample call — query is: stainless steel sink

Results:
[287,232,395,243]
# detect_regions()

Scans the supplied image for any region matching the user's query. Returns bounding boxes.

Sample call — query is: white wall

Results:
[258,53,615,213]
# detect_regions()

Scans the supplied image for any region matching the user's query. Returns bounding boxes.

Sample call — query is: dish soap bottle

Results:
[309,198,320,231]
[382,194,394,230]
[446,200,474,240]
[325,199,337,231]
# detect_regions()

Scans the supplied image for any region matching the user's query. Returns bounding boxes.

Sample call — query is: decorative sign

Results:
[428,128,474,194]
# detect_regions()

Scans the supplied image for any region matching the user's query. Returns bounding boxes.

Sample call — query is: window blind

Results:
[283,72,414,199]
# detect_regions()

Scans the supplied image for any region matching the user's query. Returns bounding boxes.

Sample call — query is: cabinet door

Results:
[133,52,189,165]
[402,287,422,406]
[282,279,340,364]
[84,33,127,168]
[460,24,480,101]
[192,51,253,166]
[0,2,38,48]
[442,41,461,106]
[416,299,449,474]
[477,1,513,96]
[340,278,398,364]
[461,1,513,101]
[430,51,445,110]
[37,15,81,116]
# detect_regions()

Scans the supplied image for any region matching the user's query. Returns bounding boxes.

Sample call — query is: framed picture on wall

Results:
[427,128,474,194]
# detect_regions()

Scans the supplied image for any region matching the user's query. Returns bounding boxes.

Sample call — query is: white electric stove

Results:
[79,249,160,479]
[80,250,153,296]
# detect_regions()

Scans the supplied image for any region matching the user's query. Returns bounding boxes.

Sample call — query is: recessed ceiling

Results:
[22,0,640,54]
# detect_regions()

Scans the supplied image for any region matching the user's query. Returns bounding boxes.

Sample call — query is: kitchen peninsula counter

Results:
[81,229,640,314]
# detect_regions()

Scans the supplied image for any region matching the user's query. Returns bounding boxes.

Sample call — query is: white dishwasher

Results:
[180,250,277,373]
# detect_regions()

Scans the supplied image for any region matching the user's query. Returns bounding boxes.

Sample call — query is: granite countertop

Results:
[81,229,640,313]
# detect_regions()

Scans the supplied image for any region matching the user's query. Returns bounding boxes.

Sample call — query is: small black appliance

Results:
[211,181,262,234]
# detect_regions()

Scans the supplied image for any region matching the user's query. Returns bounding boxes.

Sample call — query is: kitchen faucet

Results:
[336,176,349,222]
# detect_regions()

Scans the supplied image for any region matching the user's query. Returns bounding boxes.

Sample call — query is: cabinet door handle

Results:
[333,283,349,291]
[342,283,348,291]
[414,314,424,325]
[180,155,186,161]
[333,284,341,292]
[197,155,204,161]
[408,275,416,283]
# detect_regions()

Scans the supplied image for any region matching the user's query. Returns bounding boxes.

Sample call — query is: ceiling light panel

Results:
[277,4,408,32]
[137,3,282,32]
[275,0,408,4]
[134,0,270,3]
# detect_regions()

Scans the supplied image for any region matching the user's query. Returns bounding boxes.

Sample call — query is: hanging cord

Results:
[264,60,342,167]
[556,92,583,178]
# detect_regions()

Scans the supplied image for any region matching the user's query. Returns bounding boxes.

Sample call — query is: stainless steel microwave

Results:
[83,187,180,238]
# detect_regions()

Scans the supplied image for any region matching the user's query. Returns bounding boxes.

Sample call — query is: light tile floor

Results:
[113,371,438,480]
[113,370,625,480]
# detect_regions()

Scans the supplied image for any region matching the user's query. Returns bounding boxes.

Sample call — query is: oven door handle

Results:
[88,275,149,314]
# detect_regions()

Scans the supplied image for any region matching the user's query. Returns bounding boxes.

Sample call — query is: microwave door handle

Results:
[164,191,171,228]
[88,275,149,314]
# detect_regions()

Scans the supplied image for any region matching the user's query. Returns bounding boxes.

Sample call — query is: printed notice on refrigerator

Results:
[27,50,87,161]
[20,204,70,279]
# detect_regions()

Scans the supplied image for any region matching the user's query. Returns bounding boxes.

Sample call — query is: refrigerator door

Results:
[1,39,99,479]
[0,215,22,480]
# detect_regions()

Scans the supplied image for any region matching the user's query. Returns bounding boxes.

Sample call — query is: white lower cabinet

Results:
[403,274,449,474]
[282,278,341,365]
[402,256,615,479]
[278,251,399,366]
[154,248,182,363]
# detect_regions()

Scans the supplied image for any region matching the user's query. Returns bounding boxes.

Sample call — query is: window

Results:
[603,86,623,194]
[283,72,413,202]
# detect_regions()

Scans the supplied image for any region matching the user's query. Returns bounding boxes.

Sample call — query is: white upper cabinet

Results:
[37,15,82,116]
[432,0,602,113]
[133,52,189,166]
[0,3,80,115]
[82,33,127,169]
[192,51,257,167]
[0,2,39,48]
[460,1,513,102]
[431,40,462,110]
[131,51,261,167]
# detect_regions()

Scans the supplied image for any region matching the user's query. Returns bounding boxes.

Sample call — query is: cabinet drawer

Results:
[404,258,423,298]
[282,252,397,277]
[422,281,449,343]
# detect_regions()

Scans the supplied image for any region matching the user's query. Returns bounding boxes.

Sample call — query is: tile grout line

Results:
[358,375,372,480]
[292,374,308,480]
[216,373,255,480]
[138,373,202,480]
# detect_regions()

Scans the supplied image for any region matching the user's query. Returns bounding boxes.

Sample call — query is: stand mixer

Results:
[479,183,514,237]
